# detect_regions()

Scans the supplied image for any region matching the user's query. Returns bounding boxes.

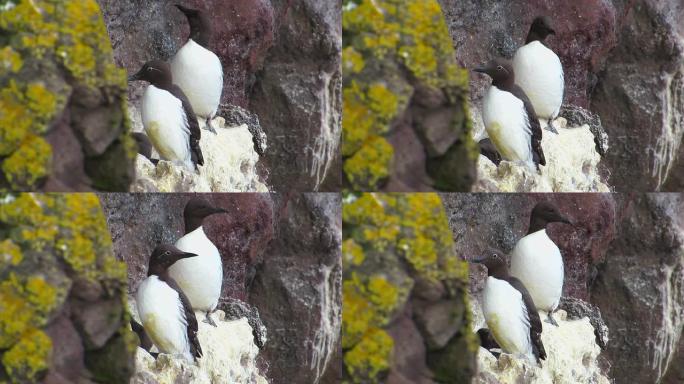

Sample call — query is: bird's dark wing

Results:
[508,277,547,362]
[510,85,545,169]
[479,138,502,165]
[169,85,204,169]
[130,318,154,352]
[164,276,203,360]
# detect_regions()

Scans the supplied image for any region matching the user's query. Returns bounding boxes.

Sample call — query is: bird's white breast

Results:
[141,85,192,168]
[482,276,533,359]
[512,41,564,119]
[482,86,534,166]
[169,226,223,312]
[170,39,223,119]
[509,229,564,312]
[136,275,191,360]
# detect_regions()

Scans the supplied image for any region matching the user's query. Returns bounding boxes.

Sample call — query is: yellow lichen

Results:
[344,327,394,383]
[0,239,22,268]
[342,193,475,382]
[1,328,52,384]
[2,135,52,191]
[344,136,394,191]
[0,0,131,190]
[343,238,365,266]
[342,0,475,189]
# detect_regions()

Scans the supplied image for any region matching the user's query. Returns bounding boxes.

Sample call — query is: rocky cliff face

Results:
[439,0,684,192]
[0,194,134,384]
[0,1,135,192]
[99,0,342,192]
[342,194,477,383]
[98,193,341,384]
[441,193,683,383]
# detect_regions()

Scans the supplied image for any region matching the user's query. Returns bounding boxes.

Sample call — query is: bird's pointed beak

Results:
[128,69,142,82]
[211,207,229,215]
[470,256,487,264]
[181,252,199,259]
[559,215,573,225]
[473,64,488,74]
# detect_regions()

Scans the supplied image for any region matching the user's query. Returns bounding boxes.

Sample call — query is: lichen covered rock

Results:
[342,193,477,383]
[474,118,610,192]
[130,116,268,193]
[474,310,610,384]
[130,311,267,384]
[342,0,477,191]
[0,194,134,383]
[0,0,135,191]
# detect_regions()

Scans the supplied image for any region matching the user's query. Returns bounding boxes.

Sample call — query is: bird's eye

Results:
[497,66,504,71]
[146,67,153,72]
[164,251,170,256]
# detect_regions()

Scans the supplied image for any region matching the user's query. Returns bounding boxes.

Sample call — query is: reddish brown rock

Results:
[98,0,342,191]
[98,193,341,383]
[441,193,684,384]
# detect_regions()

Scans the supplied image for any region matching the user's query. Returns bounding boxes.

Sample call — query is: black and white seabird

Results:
[168,198,228,327]
[474,59,545,170]
[129,60,204,170]
[513,16,564,134]
[509,202,572,327]
[171,4,223,134]
[472,249,546,363]
[136,244,203,362]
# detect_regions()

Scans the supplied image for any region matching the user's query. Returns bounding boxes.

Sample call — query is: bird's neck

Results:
[184,217,204,235]
[527,218,547,235]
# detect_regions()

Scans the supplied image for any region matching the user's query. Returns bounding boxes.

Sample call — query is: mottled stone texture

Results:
[99,0,342,192]
[0,194,134,384]
[342,194,477,383]
[592,194,684,384]
[98,193,341,384]
[251,1,343,192]
[0,1,135,192]
[342,0,477,192]
[441,193,684,384]
[439,0,684,191]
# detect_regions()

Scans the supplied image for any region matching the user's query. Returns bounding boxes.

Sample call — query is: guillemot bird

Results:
[474,59,545,170]
[513,16,564,134]
[171,4,223,134]
[136,244,203,362]
[168,198,228,327]
[129,60,203,170]
[473,249,546,363]
[509,202,572,327]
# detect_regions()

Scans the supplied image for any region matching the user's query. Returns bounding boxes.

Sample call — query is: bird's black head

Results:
[527,16,556,43]
[128,60,172,88]
[473,58,514,89]
[183,198,228,233]
[471,249,509,279]
[148,244,197,276]
[175,4,212,48]
[529,201,573,233]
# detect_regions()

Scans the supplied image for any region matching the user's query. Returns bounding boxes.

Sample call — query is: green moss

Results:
[1,328,52,383]
[1,134,52,190]
[344,327,394,384]
[344,136,394,190]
